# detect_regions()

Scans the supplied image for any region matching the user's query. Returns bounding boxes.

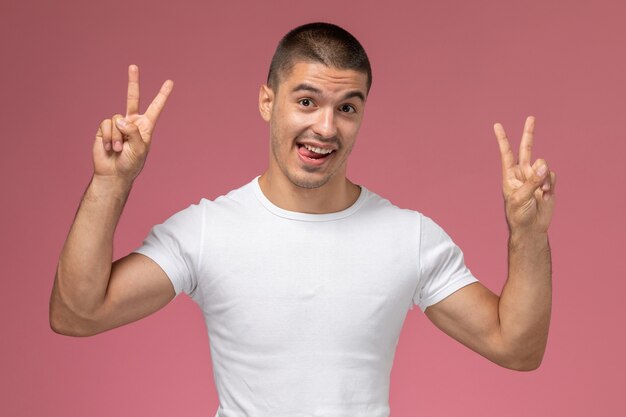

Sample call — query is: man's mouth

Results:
[297,143,335,160]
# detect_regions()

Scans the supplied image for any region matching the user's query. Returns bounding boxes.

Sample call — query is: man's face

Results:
[259,61,368,189]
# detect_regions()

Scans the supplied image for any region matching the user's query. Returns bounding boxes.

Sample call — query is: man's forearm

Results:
[497,230,552,369]
[50,175,133,330]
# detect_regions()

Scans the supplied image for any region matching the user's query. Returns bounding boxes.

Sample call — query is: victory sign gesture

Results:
[94,65,173,183]
[494,116,556,235]
[51,65,176,337]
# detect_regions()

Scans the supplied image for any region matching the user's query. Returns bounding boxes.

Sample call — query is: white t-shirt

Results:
[135,177,478,417]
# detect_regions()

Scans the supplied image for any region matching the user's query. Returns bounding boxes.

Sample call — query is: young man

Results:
[50,23,556,416]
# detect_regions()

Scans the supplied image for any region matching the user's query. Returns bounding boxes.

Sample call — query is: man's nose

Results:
[312,107,338,139]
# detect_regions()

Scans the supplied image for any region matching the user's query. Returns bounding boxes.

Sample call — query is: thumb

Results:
[115,118,145,149]
[516,159,549,201]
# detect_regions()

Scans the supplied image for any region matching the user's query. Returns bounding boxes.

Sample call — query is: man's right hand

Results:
[50,65,176,336]
[94,65,173,183]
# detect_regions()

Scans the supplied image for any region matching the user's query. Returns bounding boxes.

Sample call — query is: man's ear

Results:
[259,84,274,122]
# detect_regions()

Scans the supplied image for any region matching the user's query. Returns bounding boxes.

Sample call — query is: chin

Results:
[286,171,334,189]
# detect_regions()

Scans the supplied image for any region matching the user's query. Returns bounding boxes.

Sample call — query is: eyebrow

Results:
[291,83,365,102]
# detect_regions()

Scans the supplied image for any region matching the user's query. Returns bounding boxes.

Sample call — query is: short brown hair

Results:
[267,22,372,93]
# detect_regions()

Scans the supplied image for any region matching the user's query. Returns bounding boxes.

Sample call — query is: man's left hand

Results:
[494,116,556,235]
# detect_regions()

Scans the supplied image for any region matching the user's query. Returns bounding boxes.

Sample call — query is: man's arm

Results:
[49,65,175,336]
[425,116,556,371]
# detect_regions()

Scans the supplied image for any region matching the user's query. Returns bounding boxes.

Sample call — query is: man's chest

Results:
[192,216,420,354]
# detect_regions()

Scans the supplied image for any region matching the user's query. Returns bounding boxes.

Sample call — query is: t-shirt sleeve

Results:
[413,215,478,312]
[133,202,204,297]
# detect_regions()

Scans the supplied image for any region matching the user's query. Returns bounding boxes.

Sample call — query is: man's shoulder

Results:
[362,188,460,247]
[211,177,259,207]
[360,191,449,241]
[162,178,259,221]
[360,186,422,215]
[358,186,424,226]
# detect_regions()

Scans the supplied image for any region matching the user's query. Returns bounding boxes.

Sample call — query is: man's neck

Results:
[258,171,361,214]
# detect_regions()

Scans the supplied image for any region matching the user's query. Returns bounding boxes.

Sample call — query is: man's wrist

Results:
[91,173,133,189]
[508,228,550,252]
[87,174,134,203]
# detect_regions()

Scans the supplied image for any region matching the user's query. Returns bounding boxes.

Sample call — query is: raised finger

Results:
[493,122,516,172]
[111,114,124,152]
[144,80,174,123]
[126,64,140,117]
[99,119,112,151]
[519,116,535,167]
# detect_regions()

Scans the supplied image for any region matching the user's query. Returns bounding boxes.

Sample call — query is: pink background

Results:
[2,0,625,415]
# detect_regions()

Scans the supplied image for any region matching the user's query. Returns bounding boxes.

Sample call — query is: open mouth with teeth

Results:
[297,143,335,162]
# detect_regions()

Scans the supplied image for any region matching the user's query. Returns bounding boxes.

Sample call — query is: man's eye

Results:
[340,104,356,113]
[299,98,312,107]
